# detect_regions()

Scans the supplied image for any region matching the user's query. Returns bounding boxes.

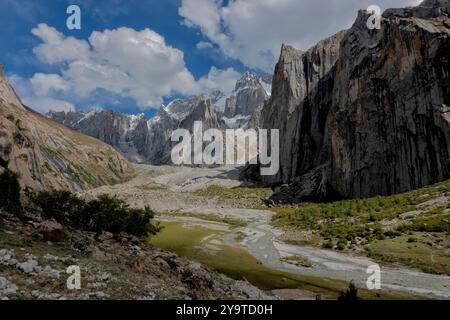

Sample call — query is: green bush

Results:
[31,191,161,238]
[322,240,334,249]
[336,239,347,251]
[0,169,24,217]
[338,281,359,301]
[31,190,85,227]
[398,213,450,233]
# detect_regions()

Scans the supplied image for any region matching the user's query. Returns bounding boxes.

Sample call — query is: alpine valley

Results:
[1,0,450,301]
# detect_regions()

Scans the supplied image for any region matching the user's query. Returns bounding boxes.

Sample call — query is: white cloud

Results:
[180,0,424,72]
[25,96,75,113]
[26,23,243,111]
[10,74,75,113]
[32,24,91,64]
[197,66,240,95]
[30,24,200,108]
[179,0,222,36]
[30,73,69,96]
[196,41,214,50]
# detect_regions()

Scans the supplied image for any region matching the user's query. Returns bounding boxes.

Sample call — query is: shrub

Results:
[31,191,161,238]
[336,240,347,251]
[0,169,24,217]
[322,240,334,249]
[31,190,85,227]
[82,194,161,237]
[384,230,402,238]
[398,213,450,233]
[338,281,359,301]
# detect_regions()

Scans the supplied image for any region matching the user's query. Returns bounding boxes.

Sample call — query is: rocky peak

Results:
[47,110,84,126]
[165,97,199,121]
[224,72,269,119]
[235,72,260,92]
[181,96,223,130]
[153,105,172,123]
[254,1,450,203]
[49,70,272,165]
[420,0,450,8]
[0,64,23,108]
[382,0,449,19]
[208,90,226,105]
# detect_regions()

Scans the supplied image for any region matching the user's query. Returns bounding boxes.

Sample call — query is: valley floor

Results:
[86,164,450,300]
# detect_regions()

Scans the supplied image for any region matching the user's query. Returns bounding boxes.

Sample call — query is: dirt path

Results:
[87,164,450,299]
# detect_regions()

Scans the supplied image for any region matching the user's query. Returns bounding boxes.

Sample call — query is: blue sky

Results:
[0,0,421,117]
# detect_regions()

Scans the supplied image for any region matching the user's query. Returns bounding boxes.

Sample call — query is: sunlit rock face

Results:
[257,1,450,203]
[0,70,135,192]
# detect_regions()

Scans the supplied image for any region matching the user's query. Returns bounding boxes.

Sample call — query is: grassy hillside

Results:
[0,101,135,191]
[0,68,134,192]
[272,180,450,275]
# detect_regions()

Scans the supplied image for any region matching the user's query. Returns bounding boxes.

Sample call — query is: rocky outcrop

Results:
[145,97,225,164]
[257,1,450,203]
[144,106,178,165]
[224,72,269,118]
[259,30,346,186]
[180,96,224,130]
[223,72,269,129]
[0,65,22,108]
[0,69,135,192]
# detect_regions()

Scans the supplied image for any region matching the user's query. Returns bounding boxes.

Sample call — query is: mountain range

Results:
[48,72,271,165]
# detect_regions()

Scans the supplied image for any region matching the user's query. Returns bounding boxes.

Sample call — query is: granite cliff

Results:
[256,0,450,203]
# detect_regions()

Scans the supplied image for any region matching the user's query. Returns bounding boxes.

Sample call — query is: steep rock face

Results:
[47,110,84,127]
[0,69,135,192]
[144,97,225,164]
[48,109,148,163]
[259,1,450,202]
[144,107,179,165]
[180,96,224,130]
[224,72,269,129]
[0,65,22,108]
[260,31,346,186]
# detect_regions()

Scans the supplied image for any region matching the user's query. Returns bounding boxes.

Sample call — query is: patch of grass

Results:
[137,183,167,191]
[149,221,412,300]
[273,180,450,244]
[398,211,450,233]
[281,256,312,268]
[366,234,450,275]
[44,162,55,173]
[272,180,450,275]
[161,211,248,228]
[194,185,272,209]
